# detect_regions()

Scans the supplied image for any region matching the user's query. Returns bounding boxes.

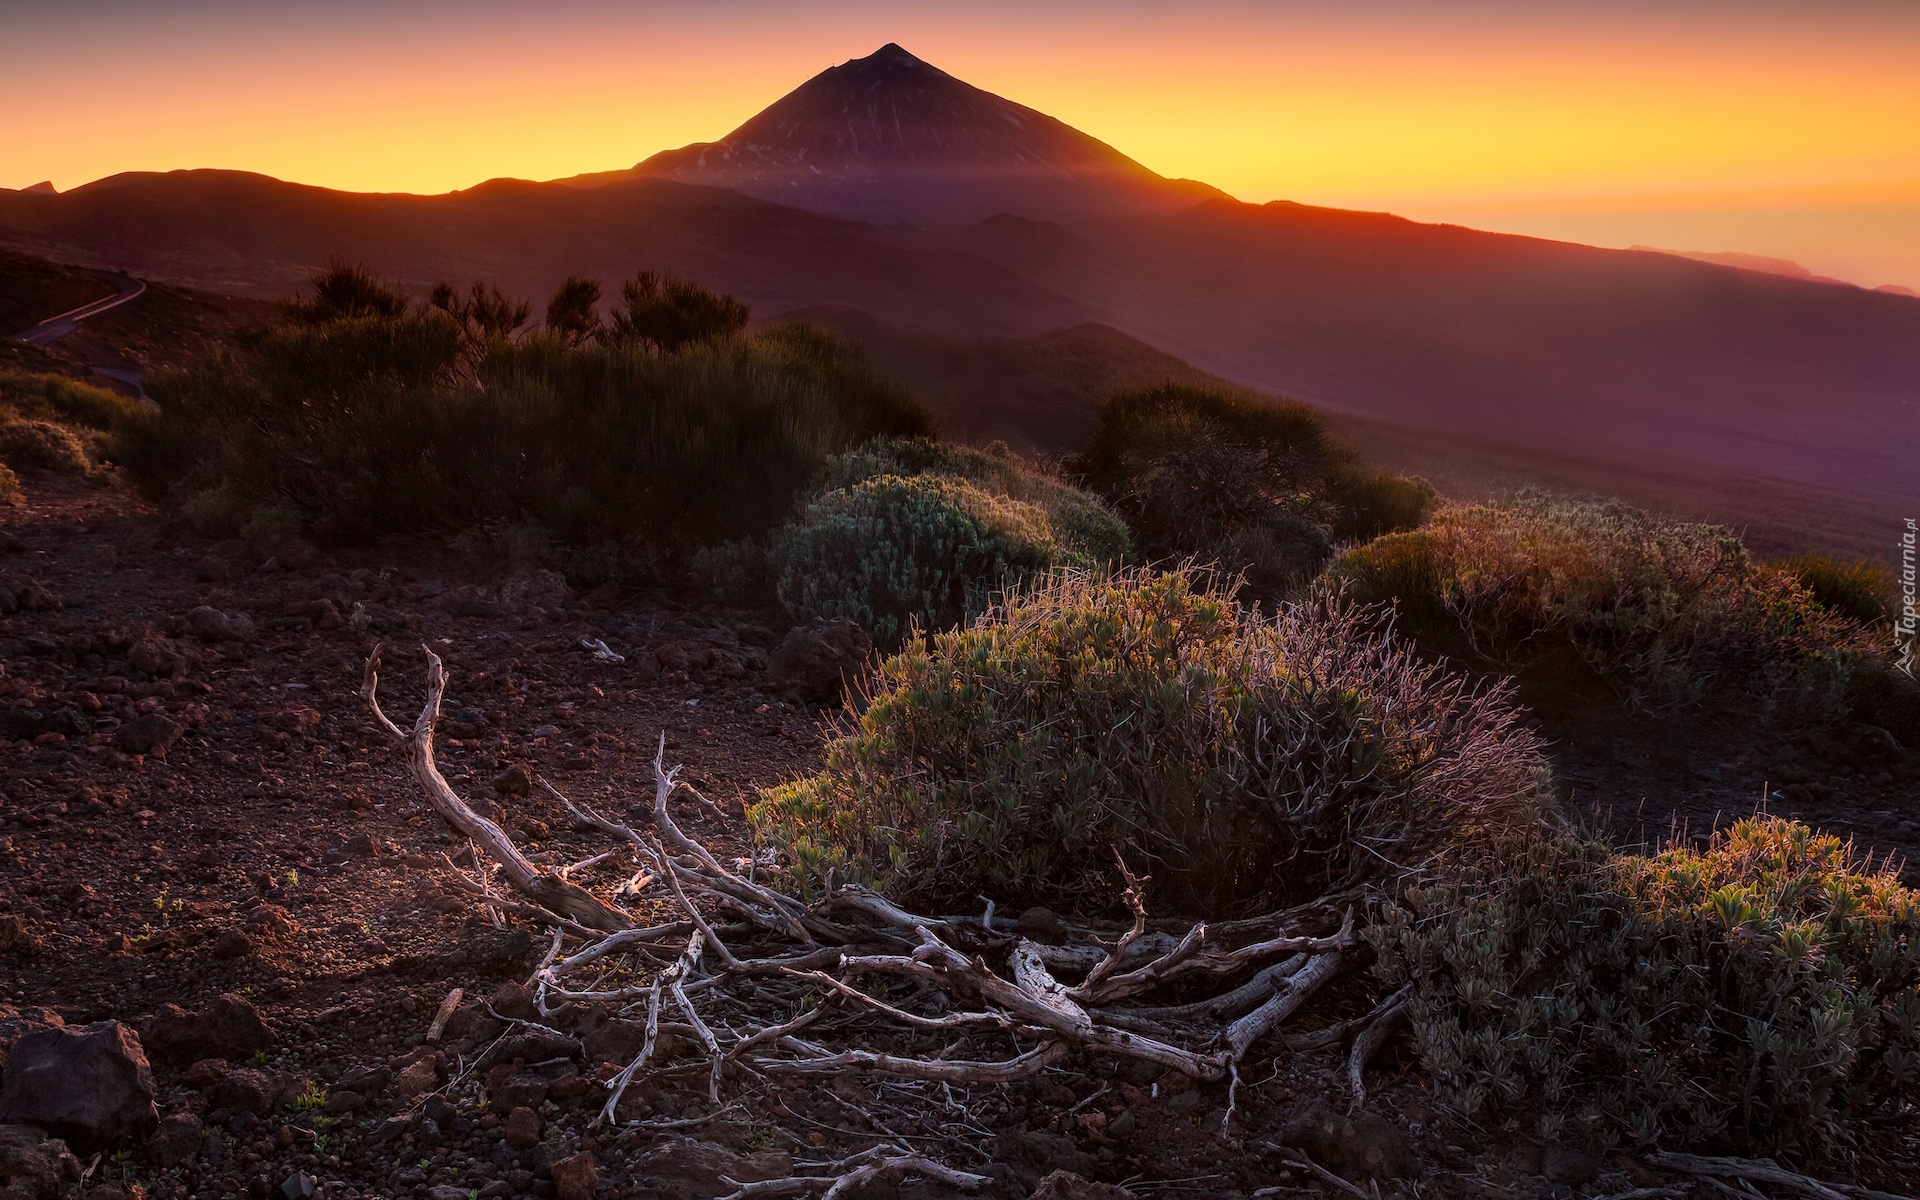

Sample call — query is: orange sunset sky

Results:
[5,1,1919,291]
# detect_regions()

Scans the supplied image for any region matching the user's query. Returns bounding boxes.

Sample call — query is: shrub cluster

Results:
[1330,492,1870,712]
[0,370,144,492]
[115,268,934,557]
[1370,817,1920,1166]
[753,569,1550,916]
[1074,383,1435,597]
[770,438,1128,640]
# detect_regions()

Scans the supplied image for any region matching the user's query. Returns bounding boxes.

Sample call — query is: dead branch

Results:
[364,646,1383,1167]
[1346,983,1410,1110]
[364,645,631,931]
[1644,1153,1899,1200]
[717,1145,990,1200]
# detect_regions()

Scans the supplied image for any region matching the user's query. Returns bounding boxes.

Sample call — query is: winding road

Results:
[11,270,146,346]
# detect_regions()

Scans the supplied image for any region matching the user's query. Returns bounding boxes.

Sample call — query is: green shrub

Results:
[0,371,143,430]
[0,418,92,474]
[770,474,1057,641]
[1786,554,1894,625]
[753,570,1550,915]
[1328,493,1867,711]
[117,269,935,553]
[819,436,1131,568]
[1074,383,1435,596]
[1371,817,1920,1165]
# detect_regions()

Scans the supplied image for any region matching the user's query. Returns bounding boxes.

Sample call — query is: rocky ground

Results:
[0,470,1913,1200]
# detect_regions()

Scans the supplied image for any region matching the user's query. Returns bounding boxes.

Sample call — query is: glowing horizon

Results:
[4,1,1919,289]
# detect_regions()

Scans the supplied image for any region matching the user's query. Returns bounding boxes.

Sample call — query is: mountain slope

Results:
[605,44,1227,225]
[2,45,1916,541]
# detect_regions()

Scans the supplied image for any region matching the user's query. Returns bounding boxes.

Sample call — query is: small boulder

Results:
[0,1007,63,1060]
[765,620,872,704]
[0,1022,156,1151]
[0,1123,82,1199]
[126,637,188,679]
[113,714,183,757]
[1275,1103,1411,1182]
[582,1019,650,1066]
[184,607,254,643]
[549,1150,596,1200]
[487,981,538,1022]
[138,994,274,1065]
[394,1058,438,1100]
[208,929,253,960]
[626,1137,791,1200]
[1032,1172,1138,1200]
[179,1059,229,1089]
[146,1110,203,1166]
[502,1106,541,1151]
[489,1072,547,1112]
[206,1068,277,1116]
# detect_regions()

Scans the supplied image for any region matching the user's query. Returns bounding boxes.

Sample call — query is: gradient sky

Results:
[5,0,1919,289]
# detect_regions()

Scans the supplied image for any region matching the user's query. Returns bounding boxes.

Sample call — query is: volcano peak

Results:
[631,45,1226,225]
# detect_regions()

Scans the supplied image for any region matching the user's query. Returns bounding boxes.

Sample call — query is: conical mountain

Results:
[629,43,1228,224]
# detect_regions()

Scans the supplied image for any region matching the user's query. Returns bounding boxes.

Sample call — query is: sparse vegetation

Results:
[1074,383,1435,597]
[769,437,1129,638]
[117,266,935,564]
[1371,817,1920,1166]
[753,569,1550,915]
[1330,492,1870,712]
[769,474,1058,641]
[1786,553,1895,626]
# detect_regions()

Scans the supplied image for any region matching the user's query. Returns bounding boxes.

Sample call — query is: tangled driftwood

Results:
[364,644,1387,1189]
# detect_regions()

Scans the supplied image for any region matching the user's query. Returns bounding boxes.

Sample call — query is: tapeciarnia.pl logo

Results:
[1897,518,1916,678]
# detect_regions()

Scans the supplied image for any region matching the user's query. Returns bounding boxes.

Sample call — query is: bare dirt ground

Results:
[0,470,1912,1200]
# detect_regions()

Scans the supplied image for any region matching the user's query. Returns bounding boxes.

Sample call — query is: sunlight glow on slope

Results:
[3,1,1917,287]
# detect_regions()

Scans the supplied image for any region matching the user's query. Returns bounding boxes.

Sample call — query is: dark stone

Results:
[581,1019,649,1066]
[490,1073,548,1112]
[184,607,254,643]
[113,714,183,757]
[488,981,539,1021]
[502,1106,541,1151]
[334,1064,389,1094]
[147,1111,204,1166]
[1032,1172,1138,1200]
[764,620,873,704]
[625,1137,791,1200]
[208,929,253,959]
[988,1130,1098,1187]
[1275,1103,1411,1181]
[279,1170,317,1200]
[0,1022,157,1151]
[138,994,274,1065]
[0,1123,82,1198]
[206,1069,277,1117]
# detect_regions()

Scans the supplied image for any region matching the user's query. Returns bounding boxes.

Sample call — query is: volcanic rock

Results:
[0,1022,156,1151]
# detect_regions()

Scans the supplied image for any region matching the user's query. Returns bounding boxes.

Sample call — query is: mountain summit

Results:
[626,44,1228,224]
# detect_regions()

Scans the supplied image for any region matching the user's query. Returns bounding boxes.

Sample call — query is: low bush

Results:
[1329,492,1868,712]
[817,437,1131,567]
[753,569,1551,915]
[117,268,935,555]
[1074,383,1435,596]
[771,438,1129,639]
[0,371,143,430]
[769,474,1057,641]
[0,417,92,474]
[1786,553,1894,626]
[1370,817,1920,1166]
